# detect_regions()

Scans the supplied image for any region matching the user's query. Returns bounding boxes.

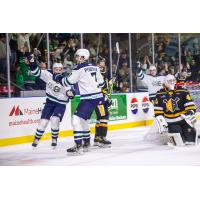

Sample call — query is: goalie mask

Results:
[74,49,90,64]
[164,74,176,90]
[53,63,63,74]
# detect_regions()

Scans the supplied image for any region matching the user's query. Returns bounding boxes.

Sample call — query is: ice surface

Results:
[1,126,200,166]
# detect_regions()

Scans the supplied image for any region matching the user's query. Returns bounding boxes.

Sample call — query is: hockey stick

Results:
[109,42,120,97]
[96,34,101,64]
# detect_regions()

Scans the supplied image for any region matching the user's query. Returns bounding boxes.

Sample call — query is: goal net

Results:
[144,82,200,144]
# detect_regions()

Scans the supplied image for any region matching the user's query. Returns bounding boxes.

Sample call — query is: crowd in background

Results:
[0,33,200,97]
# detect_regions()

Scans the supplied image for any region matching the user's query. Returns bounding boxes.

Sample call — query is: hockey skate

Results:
[94,136,111,148]
[82,141,90,152]
[67,143,83,155]
[51,138,57,149]
[32,138,39,149]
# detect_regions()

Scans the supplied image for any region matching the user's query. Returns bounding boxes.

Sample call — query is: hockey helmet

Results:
[53,62,63,74]
[164,74,176,90]
[75,49,90,60]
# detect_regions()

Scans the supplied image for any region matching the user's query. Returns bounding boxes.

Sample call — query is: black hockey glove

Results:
[136,61,142,74]
[104,95,112,108]
[26,53,37,70]
[106,98,113,108]
[66,89,76,99]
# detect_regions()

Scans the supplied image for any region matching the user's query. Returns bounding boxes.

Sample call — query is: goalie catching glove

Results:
[181,110,197,128]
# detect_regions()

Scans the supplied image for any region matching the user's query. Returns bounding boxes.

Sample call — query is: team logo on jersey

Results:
[142,96,150,113]
[9,106,23,116]
[130,98,138,114]
[163,97,180,112]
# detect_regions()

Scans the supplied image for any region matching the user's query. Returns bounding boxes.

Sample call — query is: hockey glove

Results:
[136,61,141,69]
[136,61,143,74]
[66,89,76,99]
[104,95,113,108]
[26,53,37,70]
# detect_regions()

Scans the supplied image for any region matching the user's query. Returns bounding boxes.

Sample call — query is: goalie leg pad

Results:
[167,133,184,146]
[155,115,168,134]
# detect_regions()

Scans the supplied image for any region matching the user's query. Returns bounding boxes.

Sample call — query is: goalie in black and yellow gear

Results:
[94,58,112,147]
[154,74,197,145]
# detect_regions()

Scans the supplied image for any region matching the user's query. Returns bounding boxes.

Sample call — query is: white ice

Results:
[1,126,200,166]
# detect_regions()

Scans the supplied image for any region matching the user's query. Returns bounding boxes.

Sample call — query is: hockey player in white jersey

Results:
[136,62,165,102]
[26,54,75,148]
[53,48,105,154]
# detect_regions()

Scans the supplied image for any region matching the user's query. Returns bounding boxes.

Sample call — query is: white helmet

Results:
[164,74,176,90]
[75,49,90,60]
[53,63,63,69]
[52,63,63,73]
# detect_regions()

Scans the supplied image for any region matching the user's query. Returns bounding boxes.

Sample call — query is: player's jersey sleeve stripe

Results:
[184,102,195,107]
[154,106,163,110]
[185,105,196,111]
[98,82,105,87]
[31,67,41,77]
[137,70,144,80]
[62,78,73,87]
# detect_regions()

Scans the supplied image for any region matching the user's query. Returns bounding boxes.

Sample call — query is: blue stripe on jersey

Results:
[137,70,144,80]
[73,62,96,70]
[46,93,69,104]
[99,82,105,87]
[63,78,73,86]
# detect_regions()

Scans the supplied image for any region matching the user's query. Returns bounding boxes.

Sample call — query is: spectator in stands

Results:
[190,59,200,82]
[185,50,194,64]
[168,65,176,75]
[175,69,189,83]
[20,57,36,90]
[17,33,32,53]
[16,66,24,88]
[117,68,130,92]
[0,34,7,76]
[119,51,129,68]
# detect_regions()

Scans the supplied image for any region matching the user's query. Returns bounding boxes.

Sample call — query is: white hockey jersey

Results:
[61,62,104,100]
[31,67,71,104]
[137,69,165,100]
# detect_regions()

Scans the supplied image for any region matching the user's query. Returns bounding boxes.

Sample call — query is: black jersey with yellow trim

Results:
[154,86,196,123]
